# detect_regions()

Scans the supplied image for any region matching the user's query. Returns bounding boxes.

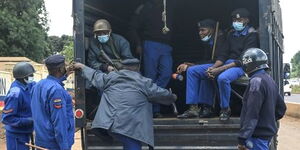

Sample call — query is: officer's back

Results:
[31,55,74,150]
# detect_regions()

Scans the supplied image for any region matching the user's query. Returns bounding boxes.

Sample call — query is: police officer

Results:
[88,19,134,72]
[129,0,174,117]
[1,62,35,150]
[72,58,177,150]
[238,48,286,150]
[31,55,74,150]
[177,19,229,118]
[206,8,259,121]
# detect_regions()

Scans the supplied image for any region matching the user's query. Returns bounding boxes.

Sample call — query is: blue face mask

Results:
[201,35,211,42]
[232,21,245,31]
[98,35,110,43]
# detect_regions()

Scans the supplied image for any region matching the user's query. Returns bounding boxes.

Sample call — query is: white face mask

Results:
[25,76,34,84]
[201,35,211,42]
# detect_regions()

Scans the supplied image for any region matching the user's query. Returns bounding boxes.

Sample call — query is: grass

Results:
[292,85,300,94]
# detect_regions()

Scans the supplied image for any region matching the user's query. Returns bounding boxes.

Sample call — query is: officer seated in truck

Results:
[87,19,135,73]
[205,8,259,121]
[86,19,136,119]
[178,8,259,121]
[176,19,229,119]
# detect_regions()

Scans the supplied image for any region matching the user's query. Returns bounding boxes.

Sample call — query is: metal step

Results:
[86,117,240,149]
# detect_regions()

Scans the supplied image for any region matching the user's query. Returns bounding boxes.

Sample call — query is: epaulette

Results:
[7,87,21,98]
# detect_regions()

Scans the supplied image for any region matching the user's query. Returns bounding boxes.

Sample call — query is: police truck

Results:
[73,0,285,149]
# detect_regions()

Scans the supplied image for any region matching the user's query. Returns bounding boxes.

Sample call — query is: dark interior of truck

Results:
[83,0,259,117]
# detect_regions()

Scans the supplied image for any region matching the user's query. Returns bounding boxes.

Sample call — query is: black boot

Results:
[199,105,213,118]
[177,104,199,119]
[219,107,231,121]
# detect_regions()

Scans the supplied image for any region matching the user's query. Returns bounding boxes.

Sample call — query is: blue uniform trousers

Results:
[6,131,30,150]
[186,59,244,108]
[143,40,173,113]
[246,137,270,150]
[111,133,142,150]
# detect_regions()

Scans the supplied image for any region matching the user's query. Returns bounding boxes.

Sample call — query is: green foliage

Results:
[48,35,73,55]
[291,85,300,94]
[291,51,300,78]
[61,40,74,63]
[0,0,49,62]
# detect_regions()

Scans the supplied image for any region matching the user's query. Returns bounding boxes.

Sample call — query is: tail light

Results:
[75,109,84,119]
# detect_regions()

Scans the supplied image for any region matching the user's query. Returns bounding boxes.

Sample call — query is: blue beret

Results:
[45,55,65,69]
[121,58,140,65]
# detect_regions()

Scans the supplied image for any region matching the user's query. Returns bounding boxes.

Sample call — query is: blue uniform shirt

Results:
[1,80,34,134]
[31,75,74,150]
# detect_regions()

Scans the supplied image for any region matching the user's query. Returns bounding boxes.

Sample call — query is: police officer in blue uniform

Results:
[1,62,36,150]
[31,55,74,150]
[206,8,259,121]
[238,48,286,150]
[176,19,229,119]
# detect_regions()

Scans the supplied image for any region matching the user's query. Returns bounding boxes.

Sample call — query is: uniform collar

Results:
[250,69,266,77]
[233,26,250,37]
[208,37,214,46]
[14,80,28,91]
[47,75,65,86]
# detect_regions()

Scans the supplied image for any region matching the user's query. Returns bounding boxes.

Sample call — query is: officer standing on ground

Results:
[129,0,174,117]
[1,62,35,150]
[31,55,74,150]
[88,19,134,72]
[176,19,229,119]
[71,58,177,150]
[205,8,259,121]
[238,48,286,150]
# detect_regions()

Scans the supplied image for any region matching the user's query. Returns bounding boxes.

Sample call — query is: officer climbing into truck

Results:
[71,58,177,150]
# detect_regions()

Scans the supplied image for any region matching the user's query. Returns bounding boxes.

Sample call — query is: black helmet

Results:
[241,48,269,74]
[13,62,36,78]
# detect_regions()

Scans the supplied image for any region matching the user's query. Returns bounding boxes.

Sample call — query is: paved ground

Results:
[277,116,300,150]
[284,94,300,103]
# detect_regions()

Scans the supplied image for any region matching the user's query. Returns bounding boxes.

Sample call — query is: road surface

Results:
[284,94,300,103]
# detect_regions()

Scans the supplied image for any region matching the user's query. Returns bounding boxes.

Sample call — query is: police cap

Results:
[197,19,216,29]
[231,8,250,19]
[45,55,65,69]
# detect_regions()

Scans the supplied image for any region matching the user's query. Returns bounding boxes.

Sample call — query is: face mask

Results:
[24,76,34,84]
[97,35,110,43]
[201,35,211,42]
[232,21,245,31]
[59,68,67,82]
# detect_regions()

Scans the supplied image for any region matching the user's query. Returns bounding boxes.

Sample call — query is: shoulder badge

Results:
[53,98,62,109]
